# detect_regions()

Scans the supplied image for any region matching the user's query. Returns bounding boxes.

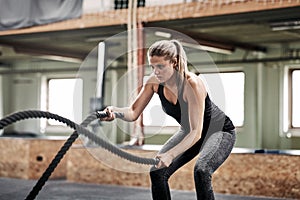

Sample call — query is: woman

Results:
[101,39,236,199]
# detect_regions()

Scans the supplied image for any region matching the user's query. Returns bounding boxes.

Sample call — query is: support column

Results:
[131,22,145,145]
[127,0,145,146]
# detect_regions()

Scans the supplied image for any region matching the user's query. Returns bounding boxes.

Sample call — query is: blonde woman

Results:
[101,40,236,199]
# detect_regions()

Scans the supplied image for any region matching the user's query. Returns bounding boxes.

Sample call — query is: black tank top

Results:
[157,83,235,135]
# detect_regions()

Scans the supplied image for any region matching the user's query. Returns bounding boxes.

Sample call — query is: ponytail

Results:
[170,39,187,77]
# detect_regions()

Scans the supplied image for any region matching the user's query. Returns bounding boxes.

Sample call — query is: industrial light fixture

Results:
[270,19,300,31]
[154,31,172,38]
[181,41,233,55]
[85,37,106,42]
[37,55,82,63]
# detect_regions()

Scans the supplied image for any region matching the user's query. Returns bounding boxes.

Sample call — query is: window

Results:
[142,72,245,128]
[47,78,83,126]
[202,72,245,127]
[292,70,300,128]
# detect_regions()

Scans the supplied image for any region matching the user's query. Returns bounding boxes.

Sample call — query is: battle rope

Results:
[0,110,159,200]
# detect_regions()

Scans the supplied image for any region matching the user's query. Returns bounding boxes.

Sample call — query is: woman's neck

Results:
[164,71,178,88]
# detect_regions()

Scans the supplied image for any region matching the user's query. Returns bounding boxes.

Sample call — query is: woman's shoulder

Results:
[145,74,160,93]
[184,72,207,97]
[186,72,204,88]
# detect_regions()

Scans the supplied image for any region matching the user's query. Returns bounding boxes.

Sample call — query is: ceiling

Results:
[0,6,300,67]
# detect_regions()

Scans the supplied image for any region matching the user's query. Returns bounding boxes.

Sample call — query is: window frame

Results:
[282,66,300,138]
[290,69,300,129]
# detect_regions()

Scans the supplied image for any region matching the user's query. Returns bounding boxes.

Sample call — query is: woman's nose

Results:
[153,68,159,75]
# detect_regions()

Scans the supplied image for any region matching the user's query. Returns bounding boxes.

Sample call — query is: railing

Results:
[1,0,299,36]
[82,0,300,14]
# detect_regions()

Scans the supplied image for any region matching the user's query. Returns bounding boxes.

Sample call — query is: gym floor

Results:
[0,177,292,200]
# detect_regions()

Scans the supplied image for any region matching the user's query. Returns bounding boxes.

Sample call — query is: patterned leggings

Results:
[150,129,236,200]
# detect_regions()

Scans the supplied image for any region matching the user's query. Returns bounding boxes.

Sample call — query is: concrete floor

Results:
[0,177,292,200]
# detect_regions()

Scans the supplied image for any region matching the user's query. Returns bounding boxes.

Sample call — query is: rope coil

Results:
[0,110,158,200]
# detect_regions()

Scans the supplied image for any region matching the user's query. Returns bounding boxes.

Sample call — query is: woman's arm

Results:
[101,75,157,122]
[156,75,207,168]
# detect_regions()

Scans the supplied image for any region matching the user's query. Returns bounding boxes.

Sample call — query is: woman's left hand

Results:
[155,153,174,168]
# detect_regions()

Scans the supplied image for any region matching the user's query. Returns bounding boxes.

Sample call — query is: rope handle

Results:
[95,110,124,119]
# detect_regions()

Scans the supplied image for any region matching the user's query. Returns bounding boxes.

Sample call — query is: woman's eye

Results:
[157,65,164,69]
[150,64,165,70]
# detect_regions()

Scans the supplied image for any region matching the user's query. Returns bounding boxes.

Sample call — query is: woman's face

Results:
[149,56,175,83]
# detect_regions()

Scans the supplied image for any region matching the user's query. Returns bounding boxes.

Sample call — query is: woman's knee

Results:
[194,164,213,187]
[194,164,212,178]
[150,167,170,183]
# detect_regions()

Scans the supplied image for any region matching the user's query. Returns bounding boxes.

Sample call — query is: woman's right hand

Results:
[100,106,115,121]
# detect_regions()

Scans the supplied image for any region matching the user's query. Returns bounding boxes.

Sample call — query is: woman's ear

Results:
[171,57,177,66]
[172,60,179,71]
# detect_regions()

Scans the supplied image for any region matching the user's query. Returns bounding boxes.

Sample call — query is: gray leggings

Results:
[150,129,236,200]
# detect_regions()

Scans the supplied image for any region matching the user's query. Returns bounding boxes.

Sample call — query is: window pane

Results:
[204,72,245,127]
[292,70,300,127]
[48,78,83,125]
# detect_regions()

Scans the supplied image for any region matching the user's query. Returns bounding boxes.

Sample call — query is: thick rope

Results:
[0,110,158,200]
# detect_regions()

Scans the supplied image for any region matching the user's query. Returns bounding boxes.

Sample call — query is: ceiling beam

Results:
[0,41,86,60]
